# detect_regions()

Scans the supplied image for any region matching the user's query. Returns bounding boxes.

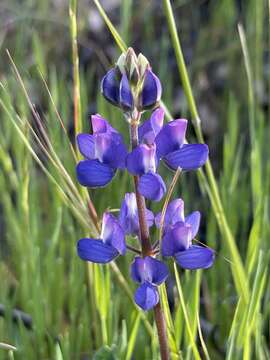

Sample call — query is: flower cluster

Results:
[76,49,215,311]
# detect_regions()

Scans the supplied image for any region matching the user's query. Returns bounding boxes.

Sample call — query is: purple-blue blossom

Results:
[119,192,154,236]
[101,52,162,112]
[131,256,169,311]
[76,115,127,187]
[77,212,126,263]
[126,109,209,201]
[155,119,209,170]
[126,108,166,201]
[157,198,215,269]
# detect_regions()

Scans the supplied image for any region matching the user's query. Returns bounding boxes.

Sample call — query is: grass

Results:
[0,0,270,359]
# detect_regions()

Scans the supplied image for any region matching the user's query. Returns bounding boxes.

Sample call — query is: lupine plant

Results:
[75,48,215,359]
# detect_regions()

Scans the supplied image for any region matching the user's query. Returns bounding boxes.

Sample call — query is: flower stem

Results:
[153,302,170,360]
[129,120,170,360]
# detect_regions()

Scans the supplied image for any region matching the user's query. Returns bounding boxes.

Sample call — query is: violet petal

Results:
[175,245,215,270]
[161,223,192,257]
[101,212,126,255]
[101,68,120,106]
[138,107,164,144]
[141,69,162,109]
[134,282,159,311]
[77,238,118,263]
[119,74,134,110]
[138,172,166,201]
[76,159,116,188]
[130,256,168,285]
[155,198,185,229]
[126,144,157,175]
[185,211,201,239]
[77,134,95,159]
[155,119,187,159]
[164,144,209,171]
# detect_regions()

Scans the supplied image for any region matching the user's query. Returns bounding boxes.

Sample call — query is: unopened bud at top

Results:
[101,48,162,114]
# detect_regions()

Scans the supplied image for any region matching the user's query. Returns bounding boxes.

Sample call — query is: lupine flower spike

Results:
[76,48,215,359]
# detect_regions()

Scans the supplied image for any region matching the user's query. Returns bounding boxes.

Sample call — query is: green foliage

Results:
[0,0,269,359]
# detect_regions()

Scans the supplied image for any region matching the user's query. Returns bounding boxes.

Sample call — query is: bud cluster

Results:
[101,48,162,117]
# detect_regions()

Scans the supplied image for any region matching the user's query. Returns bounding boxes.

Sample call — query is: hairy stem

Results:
[129,120,170,360]
[130,122,152,256]
[153,303,170,360]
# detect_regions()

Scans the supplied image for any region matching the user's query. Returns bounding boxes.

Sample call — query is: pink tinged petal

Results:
[77,134,95,159]
[138,172,166,202]
[185,211,201,239]
[141,69,162,109]
[77,238,118,263]
[119,193,154,236]
[76,159,116,188]
[131,257,150,283]
[91,114,109,134]
[126,144,157,175]
[130,256,168,285]
[101,68,120,106]
[164,144,209,171]
[101,212,126,255]
[94,134,111,163]
[146,208,155,228]
[95,133,128,169]
[119,193,139,235]
[91,114,120,136]
[155,119,188,159]
[138,107,164,144]
[134,282,159,311]
[161,223,192,257]
[155,198,185,229]
[175,245,215,270]
[119,74,134,110]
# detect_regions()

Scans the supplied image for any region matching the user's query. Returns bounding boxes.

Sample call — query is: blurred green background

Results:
[0,0,269,359]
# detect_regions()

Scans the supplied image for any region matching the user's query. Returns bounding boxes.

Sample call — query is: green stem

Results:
[69,0,82,137]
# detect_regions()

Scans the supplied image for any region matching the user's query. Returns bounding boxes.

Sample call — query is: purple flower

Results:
[158,199,215,270]
[130,256,169,311]
[138,69,162,110]
[101,64,162,112]
[77,212,126,264]
[119,193,154,236]
[155,119,209,170]
[127,113,208,201]
[126,108,166,201]
[101,69,134,110]
[76,115,128,188]
[138,107,164,145]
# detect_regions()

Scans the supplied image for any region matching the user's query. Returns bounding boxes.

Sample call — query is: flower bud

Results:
[119,74,134,110]
[101,67,121,107]
[101,48,162,113]
[125,48,139,84]
[138,68,162,111]
[137,53,149,76]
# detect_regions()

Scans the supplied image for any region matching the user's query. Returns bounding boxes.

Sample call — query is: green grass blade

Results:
[174,264,201,360]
